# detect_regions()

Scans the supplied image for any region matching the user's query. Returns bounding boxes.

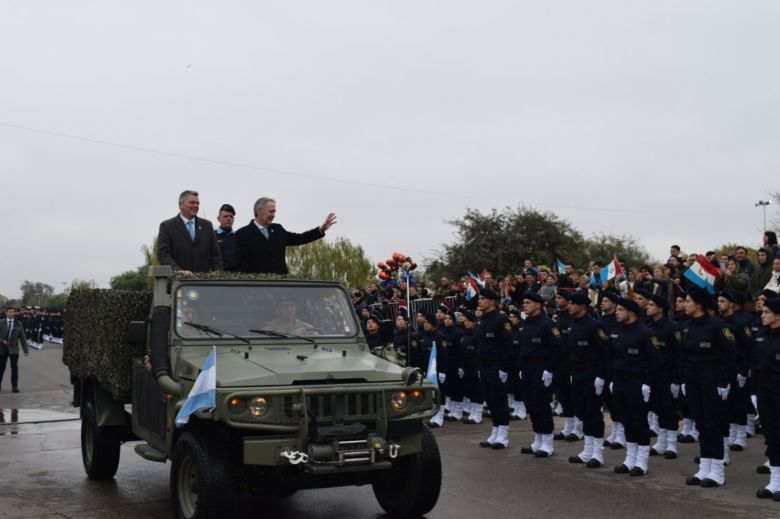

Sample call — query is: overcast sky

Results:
[1,1,779,299]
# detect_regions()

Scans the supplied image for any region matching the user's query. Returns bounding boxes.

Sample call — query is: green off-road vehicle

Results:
[63,267,441,519]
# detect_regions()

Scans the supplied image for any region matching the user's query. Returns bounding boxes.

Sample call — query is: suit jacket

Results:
[158,215,223,273]
[235,220,324,274]
[0,320,28,356]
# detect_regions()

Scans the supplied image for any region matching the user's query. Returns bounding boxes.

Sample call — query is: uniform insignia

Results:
[597,329,608,341]
[442,341,449,348]
[723,328,735,342]
[552,327,561,338]
[505,322,512,332]
[744,326,752,338]
[674,330,682,342]
[651,336,661,349]
[411,340,418,348]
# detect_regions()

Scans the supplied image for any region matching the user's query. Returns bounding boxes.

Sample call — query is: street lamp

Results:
[755,200,772,232]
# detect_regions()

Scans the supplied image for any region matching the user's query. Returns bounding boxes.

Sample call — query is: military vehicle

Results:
[63,267,441,519]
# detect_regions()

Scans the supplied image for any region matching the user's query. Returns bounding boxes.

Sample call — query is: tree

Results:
[20,281,54,306]
[579,234,653,270]
[286,238,374,288]
[110,268,149,291]
[46,293,69,309]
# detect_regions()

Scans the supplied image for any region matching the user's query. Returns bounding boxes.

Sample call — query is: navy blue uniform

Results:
[517,314,563,434]
[460,327,483,404]
[599,312,621,424]
[754,326,780,465]
[646,317,681,432]
[477,309,513,427]
[680,314,737,461]
[609,321,660,446]
[441,324,465,404]
[554,310,575,420]
[567,315,610,438]
[508,324,524,409]
[722,312,753,429]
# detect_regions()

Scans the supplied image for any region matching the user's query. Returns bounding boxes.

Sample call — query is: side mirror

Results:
[128,321,148,348]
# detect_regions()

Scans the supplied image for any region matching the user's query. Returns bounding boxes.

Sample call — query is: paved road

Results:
[0,344,778,518]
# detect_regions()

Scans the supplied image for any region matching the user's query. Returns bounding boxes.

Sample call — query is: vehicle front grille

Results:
[306,393,382,424]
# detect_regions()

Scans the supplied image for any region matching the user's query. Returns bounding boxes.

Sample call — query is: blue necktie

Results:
[261,227,269,240]
[187,220,195,241]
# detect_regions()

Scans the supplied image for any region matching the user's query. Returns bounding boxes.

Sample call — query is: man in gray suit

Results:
[158,190,223,275]
[0,308,29,393]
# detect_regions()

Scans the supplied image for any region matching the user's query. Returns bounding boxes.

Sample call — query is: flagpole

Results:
[405,269,412,368]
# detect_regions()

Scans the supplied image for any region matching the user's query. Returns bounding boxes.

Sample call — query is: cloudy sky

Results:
[1,1,778,299]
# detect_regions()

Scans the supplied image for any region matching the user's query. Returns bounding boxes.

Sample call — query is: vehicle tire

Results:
[170,431,236,519]
[81,400,121,480]
[372,425,442,518]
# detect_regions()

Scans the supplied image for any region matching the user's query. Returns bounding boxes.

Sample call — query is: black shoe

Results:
[586,459,603,469]
[568,456,585,464]
[700,478,722,488]
[509,415,521,421]
[610,442,625,450]
[685,476,702,486]
[553,432,566,441]
[629,467,646,477]
[747,432,754,439]
[614,464,630,474]
[729,444,744,452]
[565,434,582,442]
[491,443,507,450]
[479,440,494,448]
[520,446,535,454]
[603,440,611,447]
[649,448,660,457]
[428,421,441,428]
[11,388,19,393]
[444,416,457,422]
[757,488,773,499]
[758,465,771,474]
[772,491,780,502]
[694,456,700,464]
[534,450,552,458]
[664,451,678,460]
[678,434,695,444]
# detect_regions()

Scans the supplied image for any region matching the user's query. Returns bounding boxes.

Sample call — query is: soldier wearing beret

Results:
[365,314,384,353]
[753,295,780,499]
[476,289,514,448]
[518,291,563,457]
[682,287,737,488]
[460,310,485,424]
[507,309,527,420]
[441,311,466,421]
[553,290,581,442]
[600,290,626,449]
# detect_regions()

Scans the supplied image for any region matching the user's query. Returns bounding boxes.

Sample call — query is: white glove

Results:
[737,374,747,388]
[542,370,553,388]
[594,377,604,396]
[670,384,680,399]
[609,382,614,394]
[717,385,730,401]
[458,368,465,379]
[518,370,523,381]
[641,384,651,403]
[681,383,686,396]
[438,373,446,384]
[498,370,508,384]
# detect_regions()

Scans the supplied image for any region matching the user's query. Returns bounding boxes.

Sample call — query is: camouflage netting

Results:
[63,289,153,393]
[176,272,320,282]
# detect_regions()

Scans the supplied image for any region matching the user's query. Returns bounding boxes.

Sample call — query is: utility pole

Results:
[755,200,772,232]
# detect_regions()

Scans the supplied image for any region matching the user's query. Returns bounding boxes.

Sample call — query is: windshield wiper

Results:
[184,322,250,344]
[248,329,318,347]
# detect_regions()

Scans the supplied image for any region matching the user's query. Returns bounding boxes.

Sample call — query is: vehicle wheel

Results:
[171,431,236,519]
[372,425,442,518]
[81,400,121,480]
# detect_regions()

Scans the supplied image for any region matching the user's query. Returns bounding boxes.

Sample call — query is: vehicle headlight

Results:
[249,397,269,417]
[391,391,408,410]
[409,389,424,402]
[228,397,247,414]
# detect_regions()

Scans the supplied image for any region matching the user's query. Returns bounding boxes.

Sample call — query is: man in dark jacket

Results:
[236,197,336,274]
[0,308,29,392]
[158,190,223,275]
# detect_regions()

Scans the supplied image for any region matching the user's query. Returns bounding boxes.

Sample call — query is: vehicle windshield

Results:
[174,284,358,339]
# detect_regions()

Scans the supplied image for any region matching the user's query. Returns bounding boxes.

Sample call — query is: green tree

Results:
[286,238,374,288]
[110,268,149,291]
[579,233,653,270]
[46,293,69,309]
[20,281,54,306]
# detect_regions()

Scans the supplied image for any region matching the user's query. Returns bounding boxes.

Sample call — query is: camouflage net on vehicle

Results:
[63,289,153,393]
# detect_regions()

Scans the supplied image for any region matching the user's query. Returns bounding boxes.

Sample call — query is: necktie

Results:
[187,220,195,241]
[7,321,12,340]
[262,227,269,240]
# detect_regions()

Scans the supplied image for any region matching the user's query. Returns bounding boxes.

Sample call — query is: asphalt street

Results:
[0,344,778,518]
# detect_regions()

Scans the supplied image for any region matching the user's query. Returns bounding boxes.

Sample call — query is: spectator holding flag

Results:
[715,257,751,301]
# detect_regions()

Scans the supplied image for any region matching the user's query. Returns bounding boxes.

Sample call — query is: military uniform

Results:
[460,321,484,423]
[753,299,780,498]
[477,304,513,448]
[441,321,465,421]
[553,307,579,441]
[646,314,682,458]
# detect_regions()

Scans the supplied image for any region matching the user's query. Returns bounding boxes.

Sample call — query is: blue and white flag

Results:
[426,342,438,387]
[175,346,217,428]
[556,258,567,274]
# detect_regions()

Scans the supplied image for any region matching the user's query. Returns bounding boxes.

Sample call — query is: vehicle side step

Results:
[134,444,168,463]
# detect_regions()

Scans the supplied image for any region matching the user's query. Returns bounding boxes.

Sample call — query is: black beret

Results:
[687,287,713,308]
[480,288,500,301]
[617,297,641,315]
[219,203,235,215]
[398,307,408,319]
[437,304,449,314]
[366,314,381,325]
[462,310,477,322]
[720,289,746,306]
[760,289,779,300]
[570,292,591,306]
[423,313,437,326]
[602,290,621,304]
[556,290,572,301]
[650,294,670,312]
[509,309,523,320]
[446,310,456,319]
[523,292,545,304]
[765,297,780,314]
[634,288,653,300]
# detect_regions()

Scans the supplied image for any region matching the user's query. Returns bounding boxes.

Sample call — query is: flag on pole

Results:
[465,276,479,301]
[468,271,486,289]
[683,255,720,294]
[600,255,624,282]
[175,346,217,427]
[556,258,567,275]
[426,342,438,387]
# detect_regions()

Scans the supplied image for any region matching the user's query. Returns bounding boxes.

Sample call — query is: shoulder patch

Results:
[597,328,608,341]
[723,328,735,342]
[651,336,661,349]
[552,327,561,338]
[674,330,682,342]
[441,340,449,348]
[504,322,512,332]
[411,340,418,348]
[744,326,752,338]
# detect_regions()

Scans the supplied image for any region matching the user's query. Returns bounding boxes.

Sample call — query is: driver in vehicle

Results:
[262,297,318,335]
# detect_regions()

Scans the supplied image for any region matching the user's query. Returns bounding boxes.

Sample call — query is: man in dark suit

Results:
[158,190,223,275]
[0,308,29,392]
[236,197,337,274]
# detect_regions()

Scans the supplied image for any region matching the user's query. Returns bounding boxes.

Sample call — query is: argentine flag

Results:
[556,258,567,275]
[175,346,217,428]
[426,342,439,387]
